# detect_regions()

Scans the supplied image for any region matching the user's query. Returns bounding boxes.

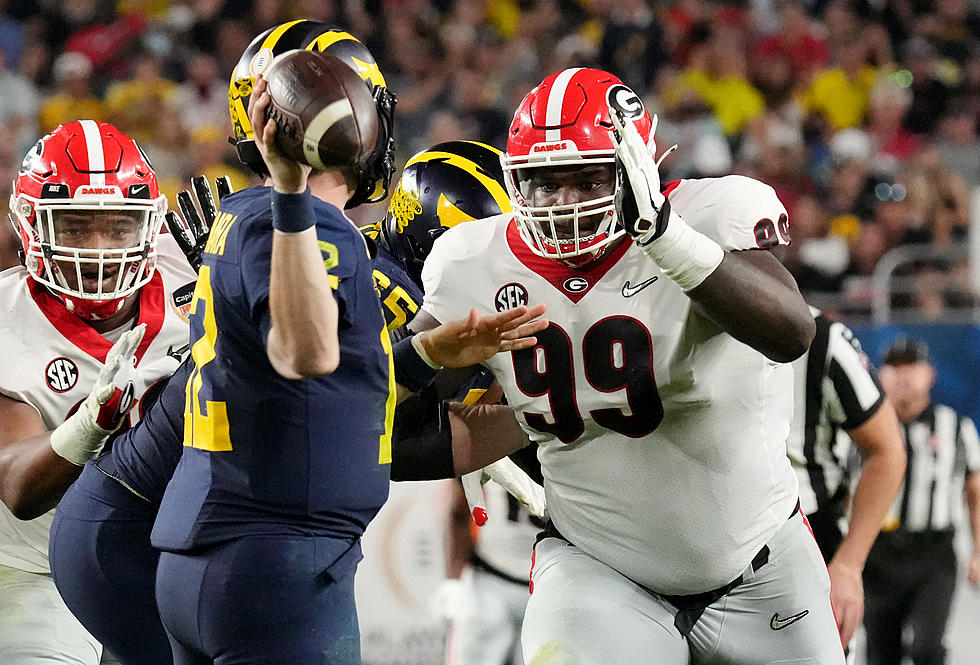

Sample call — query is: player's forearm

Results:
[833,407,906,572]
[966,473,980,558]
[687,249,815,362]
[267,196,339,379]
[445,483,475,579]
[0,434,82,520]
[449,402,530,475]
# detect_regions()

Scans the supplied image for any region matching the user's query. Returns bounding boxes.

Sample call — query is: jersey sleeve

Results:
[823,319,885,431]
[668,175,791,252]
[419,223,475,326]
[959,416,980,474]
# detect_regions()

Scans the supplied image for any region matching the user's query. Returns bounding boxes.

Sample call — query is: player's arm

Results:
[250,75,340,379]
[609,108,814,362]
[0,327,145,519]
[0,395,69,519]
[966,470,980,586]
[831,398,905,643]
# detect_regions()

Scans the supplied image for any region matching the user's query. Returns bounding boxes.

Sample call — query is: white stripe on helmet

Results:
[79,120,106,186]
[544,67,583,142]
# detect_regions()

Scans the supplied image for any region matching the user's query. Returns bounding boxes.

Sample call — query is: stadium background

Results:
[0,0,977,663]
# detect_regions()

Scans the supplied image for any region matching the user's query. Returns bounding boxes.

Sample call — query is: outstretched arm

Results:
[829,399,906,644]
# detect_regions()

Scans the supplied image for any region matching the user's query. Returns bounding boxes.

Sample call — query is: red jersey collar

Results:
[505,219,633,304]
[27,272,167,364]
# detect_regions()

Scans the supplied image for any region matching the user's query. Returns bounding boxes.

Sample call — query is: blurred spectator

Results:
[37,51,104,134]
[865,76,920,175]
[679,20,765,137]
[597,0,666,92]
[900,36,955,136]
[656,69,732,180]
[927,0,980,65]
[170,51,227,134]
[933,100,980,189]
[750,1,829,84]
[103,49,177,144]
[900,146,971,245]
[823,129,879,221]
[0,45,38,162]
[781,193,850,293]
[800,38,879,132]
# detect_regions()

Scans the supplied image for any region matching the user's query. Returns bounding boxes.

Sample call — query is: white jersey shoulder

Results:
[0,234,195,573]
[669,175,790,251]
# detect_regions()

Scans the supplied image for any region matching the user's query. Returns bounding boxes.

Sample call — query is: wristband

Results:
[393,334,441,392]
[271,189,315,233]
[640,205,724,292]
[50,408,113,466]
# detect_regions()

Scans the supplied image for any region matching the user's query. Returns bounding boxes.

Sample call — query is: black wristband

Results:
[390,386,455,481]
[392,334,440,393]
[271,189,314,233]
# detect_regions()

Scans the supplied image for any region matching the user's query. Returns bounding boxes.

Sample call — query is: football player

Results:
[0,121,196,664]
[149,21,544,665]
[408,67,850,664]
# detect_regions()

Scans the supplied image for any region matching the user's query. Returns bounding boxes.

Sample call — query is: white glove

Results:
[428,578,464,621]
[608,107,675,246]
[49,324,145,465]
[460,456,548,527]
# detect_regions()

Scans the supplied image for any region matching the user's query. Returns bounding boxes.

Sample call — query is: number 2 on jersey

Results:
[512,317,664,444]
[183,265,232,451]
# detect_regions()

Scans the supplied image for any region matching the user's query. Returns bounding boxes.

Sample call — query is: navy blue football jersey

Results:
[372,242,423,332]
[151,187,394,551]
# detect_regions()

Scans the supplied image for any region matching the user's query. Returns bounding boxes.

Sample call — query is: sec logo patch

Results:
[45,357,78,393]
[495,283,528,311]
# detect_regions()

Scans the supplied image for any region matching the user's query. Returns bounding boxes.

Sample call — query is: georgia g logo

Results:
[606,84,644,120]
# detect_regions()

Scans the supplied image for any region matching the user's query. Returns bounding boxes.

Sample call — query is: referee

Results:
[788,309,906,645]
[863,337,980,665]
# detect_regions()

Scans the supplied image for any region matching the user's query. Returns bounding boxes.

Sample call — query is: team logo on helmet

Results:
[45,357,79,393]
[606,84,644,120]
[495,283,528,312]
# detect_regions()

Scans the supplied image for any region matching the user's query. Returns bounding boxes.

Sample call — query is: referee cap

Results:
[883,337,930,365]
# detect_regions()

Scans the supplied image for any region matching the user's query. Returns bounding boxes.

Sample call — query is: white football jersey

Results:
[423,176,800,595]
[0,234,195,573]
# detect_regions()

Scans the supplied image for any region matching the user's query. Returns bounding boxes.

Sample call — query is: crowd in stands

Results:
[0,0,977,320]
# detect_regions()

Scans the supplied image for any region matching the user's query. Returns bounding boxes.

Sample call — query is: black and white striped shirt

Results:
[788,311,886,516]
[887,403,980,533]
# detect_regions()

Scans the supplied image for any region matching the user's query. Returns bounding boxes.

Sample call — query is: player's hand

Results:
[248,75,311,194]
[460,457,547,527]
[609,107,673,246]
[968,552,980,587]
[165,175,234,272]
[418,305,548,369]
[827,559,864,646]
[49,324,145,465]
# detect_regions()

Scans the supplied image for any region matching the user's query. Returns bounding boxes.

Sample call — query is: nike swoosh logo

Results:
[622,276,658,298]
[770,610,809,630]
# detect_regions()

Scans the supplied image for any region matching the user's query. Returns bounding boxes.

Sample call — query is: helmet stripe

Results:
[79,119,105,185]
[260,19,303,51]
[544,67,583,142]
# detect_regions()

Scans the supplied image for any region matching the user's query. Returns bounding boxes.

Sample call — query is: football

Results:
[261,49,379,172]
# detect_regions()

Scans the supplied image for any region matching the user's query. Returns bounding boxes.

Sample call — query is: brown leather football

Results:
[262,50,379,173]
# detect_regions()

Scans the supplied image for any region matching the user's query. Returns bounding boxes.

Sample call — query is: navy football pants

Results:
[49,465,172,665]
[156,534,363,665]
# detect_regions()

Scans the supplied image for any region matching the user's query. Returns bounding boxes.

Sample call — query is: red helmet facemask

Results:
[502,68,652,262]
[9,120,166,320]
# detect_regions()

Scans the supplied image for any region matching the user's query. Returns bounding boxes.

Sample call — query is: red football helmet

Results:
[9,120,166,320]
[502,68,652,260]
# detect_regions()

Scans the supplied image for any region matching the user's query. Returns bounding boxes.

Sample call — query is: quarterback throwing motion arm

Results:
[608,108,814,362]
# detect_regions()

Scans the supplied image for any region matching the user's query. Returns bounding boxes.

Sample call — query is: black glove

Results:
[165,175,233,272]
